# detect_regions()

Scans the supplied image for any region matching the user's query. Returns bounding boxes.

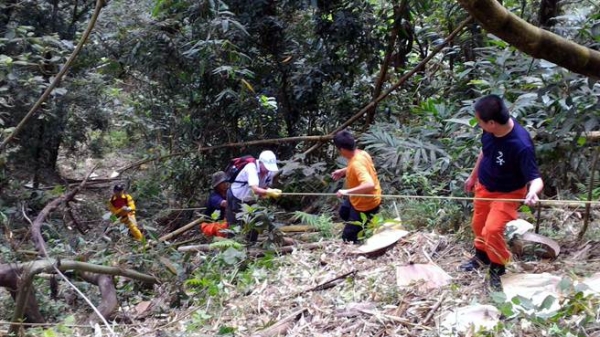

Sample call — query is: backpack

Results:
[224,155,256,184]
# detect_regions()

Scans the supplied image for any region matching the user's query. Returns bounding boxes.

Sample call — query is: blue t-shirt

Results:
[205,191,226,220]
[478,119,541,192]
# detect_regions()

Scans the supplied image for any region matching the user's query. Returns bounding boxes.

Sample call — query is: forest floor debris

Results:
[121,229,600,337]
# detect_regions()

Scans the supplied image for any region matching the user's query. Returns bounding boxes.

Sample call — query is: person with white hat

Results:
[225,150,282,242]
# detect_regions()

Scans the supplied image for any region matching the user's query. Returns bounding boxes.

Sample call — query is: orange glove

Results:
[201,222,229,238]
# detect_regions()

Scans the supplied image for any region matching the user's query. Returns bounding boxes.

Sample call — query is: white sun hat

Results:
[258,150,279,172]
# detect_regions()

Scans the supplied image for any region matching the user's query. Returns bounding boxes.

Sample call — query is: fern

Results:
[292,211,334,238]
[360,125,450,174]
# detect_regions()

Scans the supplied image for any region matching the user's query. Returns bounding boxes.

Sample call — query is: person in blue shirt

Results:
[461,94,544,291]
[205,171,229,220]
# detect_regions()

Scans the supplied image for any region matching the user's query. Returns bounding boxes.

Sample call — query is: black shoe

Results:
[489,263,506,292]
[459,249,490,271]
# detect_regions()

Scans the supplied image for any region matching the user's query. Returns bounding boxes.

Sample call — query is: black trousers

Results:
[339,199,380,243]
[225,189,258,242]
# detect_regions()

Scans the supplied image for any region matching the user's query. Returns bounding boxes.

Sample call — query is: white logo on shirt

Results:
[496,151,505,166]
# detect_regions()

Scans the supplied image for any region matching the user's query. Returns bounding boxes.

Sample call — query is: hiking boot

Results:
[489,263,506,292]
[459,249,490,271]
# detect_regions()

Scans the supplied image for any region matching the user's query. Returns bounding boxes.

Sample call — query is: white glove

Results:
[122,206,132,212]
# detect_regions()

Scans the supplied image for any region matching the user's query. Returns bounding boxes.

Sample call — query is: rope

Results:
[278,192,600,206]
[125,192,598,213]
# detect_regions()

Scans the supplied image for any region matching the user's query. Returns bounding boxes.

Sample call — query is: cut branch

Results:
[158,218,205,243]
[31,165,97,255]
[80,273,118,324]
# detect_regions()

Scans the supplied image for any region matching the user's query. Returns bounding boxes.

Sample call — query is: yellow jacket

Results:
[108,192,136,216]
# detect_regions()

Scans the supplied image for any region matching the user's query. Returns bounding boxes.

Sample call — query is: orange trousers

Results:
[201,222,229,238]
[472,182,526,265]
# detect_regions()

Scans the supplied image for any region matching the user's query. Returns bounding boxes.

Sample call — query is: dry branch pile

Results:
[119,227,600,337]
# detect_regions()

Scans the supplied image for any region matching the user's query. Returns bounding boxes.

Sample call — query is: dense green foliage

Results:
[2,0,598,208]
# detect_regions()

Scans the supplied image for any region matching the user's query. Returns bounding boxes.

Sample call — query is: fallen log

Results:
[80,273,118,324]
[3,258,158,332]
[158,217,205,242]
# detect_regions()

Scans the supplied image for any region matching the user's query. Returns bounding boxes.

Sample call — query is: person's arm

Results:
[331,167,347,181]
[465,150,483,193]
[337,181,375,197]
[126,194,136,213]
[246,164,268,197]
[519,146,544,206]
[336,162,376,197]
[524,177,544,206]
[251,173,282,198]
[251,185,269,197]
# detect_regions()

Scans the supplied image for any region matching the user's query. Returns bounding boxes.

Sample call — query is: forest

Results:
[0,0,600,336]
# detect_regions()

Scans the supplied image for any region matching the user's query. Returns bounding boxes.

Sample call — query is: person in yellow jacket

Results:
[108,184,144,241]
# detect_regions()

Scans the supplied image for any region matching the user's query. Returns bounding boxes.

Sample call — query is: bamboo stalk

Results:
[158,218,205,242]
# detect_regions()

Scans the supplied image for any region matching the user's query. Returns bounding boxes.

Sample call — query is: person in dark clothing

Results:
[205,171,229,220]
[461,94,544,291]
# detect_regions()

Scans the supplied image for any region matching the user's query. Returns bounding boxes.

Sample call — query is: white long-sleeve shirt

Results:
[230,161,275,202]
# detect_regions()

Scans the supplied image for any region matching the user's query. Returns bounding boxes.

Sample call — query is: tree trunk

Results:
[0,265,45,324]
[457,0,600,79]
[538,0,560,27]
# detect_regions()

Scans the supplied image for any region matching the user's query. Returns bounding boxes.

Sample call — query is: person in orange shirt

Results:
[331,130,382,243]
[108,184,144,241]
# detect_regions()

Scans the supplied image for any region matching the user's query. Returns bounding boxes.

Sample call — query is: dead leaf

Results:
[334,302,377,317]
[502,273,563,313]
[521,232,560,258]
[506,219,534,239]
[581,272,600,294]
[354,229,409,254]
[396,263,452,291]
[439,305,500,335]
[135,301,152,317]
